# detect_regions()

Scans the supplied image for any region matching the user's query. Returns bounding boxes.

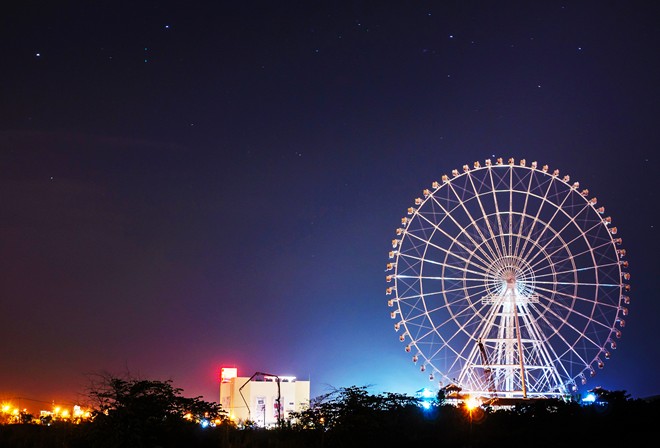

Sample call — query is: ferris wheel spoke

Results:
[524,201,603,269]
[517,170,562,261]
[430,316,489,377]
[527,234,614,275]
[539,218,605,260]
[398,253,487,278]
[465,171,509,262]
[397,299,433,322]
[428,298,487,338]
[405,313,466,359]
[425,289,490,319]
[530,243,604,277]
[487,167,509,256]
[423,298,493,368]
[508,166,515,255]
[397,274,487,283]
[399,283,487,319]
[519,300,586,379]
[520,181,577,262]
[425,193,497,267]
[444,293,492,337]
[398,278,484,304]
[532,286,621,325]
[407,247,489,275]
[396,247,489,277]
[448,173,502,263]
[408,214,493,271]
[434,282,489,298]
[527,293,607,364]
[534,280,622,290]
[512,167,538,259]
[399,234,486,271]
[533,265,621,286]
[515,306,572,387]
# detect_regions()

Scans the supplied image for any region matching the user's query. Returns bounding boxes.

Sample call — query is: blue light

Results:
[420,388,434,399]
[582,393,596,403]
[416,387,436,411]
[200,419,209,428]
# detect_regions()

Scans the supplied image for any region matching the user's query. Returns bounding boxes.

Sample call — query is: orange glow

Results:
[465,396,481,411]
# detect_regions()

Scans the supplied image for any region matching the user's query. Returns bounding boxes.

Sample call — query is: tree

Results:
[588,386,631,405]
[83,372,228,447]
[18,410,33,424]
[288,385,425,446]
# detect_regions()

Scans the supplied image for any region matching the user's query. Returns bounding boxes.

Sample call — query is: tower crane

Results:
[239,372,282,427]
[477,338,497,397]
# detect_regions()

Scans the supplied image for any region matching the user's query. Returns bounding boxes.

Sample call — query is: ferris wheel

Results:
[386,158,629,399]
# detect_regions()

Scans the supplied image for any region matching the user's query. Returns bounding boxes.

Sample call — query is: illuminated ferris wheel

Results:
[386,158,630,399]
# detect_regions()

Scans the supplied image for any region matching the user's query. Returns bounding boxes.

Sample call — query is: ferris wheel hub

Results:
[485,255,536,300]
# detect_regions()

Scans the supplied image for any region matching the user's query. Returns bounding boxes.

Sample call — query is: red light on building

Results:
[221,367,237,383]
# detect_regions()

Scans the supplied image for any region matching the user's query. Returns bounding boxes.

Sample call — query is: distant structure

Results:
[219,367,310,427]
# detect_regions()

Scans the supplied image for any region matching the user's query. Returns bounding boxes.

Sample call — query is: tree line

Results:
[0,374,658,448]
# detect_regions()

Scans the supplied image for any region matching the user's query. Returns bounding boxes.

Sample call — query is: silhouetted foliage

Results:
[1,384,659,448]
[81,373,230,448]
[288,385,431,446]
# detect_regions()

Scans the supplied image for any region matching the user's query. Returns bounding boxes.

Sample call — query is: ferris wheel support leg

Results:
[512,300,528,398]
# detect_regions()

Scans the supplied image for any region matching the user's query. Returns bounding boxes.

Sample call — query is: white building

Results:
[219,368,310,427]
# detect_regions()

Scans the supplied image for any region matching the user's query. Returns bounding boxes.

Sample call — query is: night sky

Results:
[1,1,658,412]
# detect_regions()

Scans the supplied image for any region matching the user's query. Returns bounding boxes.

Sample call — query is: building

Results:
[219,368,310,427]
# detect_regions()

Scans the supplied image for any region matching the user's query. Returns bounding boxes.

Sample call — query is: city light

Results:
[416,387,436,411]
[0,401,94,425]
[465,396,481,411]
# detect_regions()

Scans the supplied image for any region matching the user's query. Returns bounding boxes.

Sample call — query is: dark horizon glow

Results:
[0,2,658,414]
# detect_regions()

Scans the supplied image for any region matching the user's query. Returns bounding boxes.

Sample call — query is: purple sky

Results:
[1,1,658,413]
